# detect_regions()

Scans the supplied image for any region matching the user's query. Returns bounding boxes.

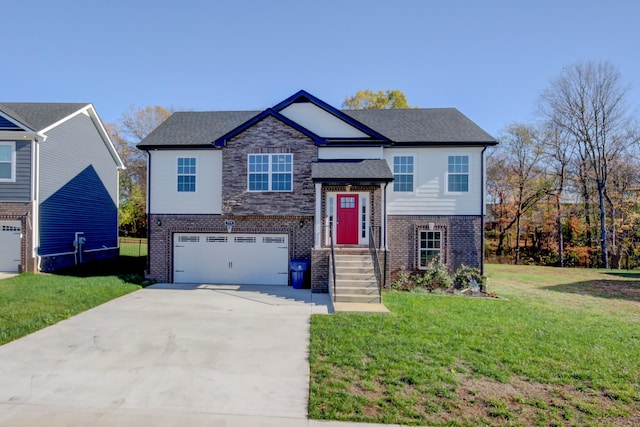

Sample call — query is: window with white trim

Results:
[248,153,292,192]
[447,155,469,192]
[0,142,15,181]
[393,155,414,192]
[418,230,442,268]
[177,157,196,192]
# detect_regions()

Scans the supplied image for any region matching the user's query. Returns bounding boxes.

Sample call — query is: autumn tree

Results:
[108,105,171,237]
[343,89,413,109]
[489,123,551,262]
[539,61,636,268]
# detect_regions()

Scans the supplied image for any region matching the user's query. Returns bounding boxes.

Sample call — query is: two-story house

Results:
[0,103,124,273]
[138,91,496,294]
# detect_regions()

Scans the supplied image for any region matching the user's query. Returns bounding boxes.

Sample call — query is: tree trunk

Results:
[556,193,564,267]
[582,181,593,250]
[515,212,522,264]
[597,185,609,269]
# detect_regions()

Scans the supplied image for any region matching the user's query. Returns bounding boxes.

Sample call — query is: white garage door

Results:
[173,233,289,285]
[0,221,21,272]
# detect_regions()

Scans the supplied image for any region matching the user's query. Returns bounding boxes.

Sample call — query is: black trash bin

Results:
[290,260,308,289]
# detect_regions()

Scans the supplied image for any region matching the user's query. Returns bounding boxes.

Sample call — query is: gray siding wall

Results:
[38,112,119,258]
[39,113,117,203]
[0,140,31,201]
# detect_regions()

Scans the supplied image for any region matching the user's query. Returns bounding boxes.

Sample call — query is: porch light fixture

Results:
[157,219,162,227]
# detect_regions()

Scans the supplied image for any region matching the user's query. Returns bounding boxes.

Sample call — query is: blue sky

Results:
[5,0,640,138]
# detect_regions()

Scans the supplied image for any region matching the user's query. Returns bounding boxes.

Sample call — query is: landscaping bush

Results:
[391,257,488,294]
[452,264,486,291]
[415,256,452,291]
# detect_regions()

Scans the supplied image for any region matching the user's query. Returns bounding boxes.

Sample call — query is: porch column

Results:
[380,182,388,250]
[314,183,322,248]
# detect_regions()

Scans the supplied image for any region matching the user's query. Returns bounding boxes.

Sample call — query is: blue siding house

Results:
[0,103,124,272]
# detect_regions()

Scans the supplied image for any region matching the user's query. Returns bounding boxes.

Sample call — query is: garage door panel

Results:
[173,233,289,285]
[0,221,21,272]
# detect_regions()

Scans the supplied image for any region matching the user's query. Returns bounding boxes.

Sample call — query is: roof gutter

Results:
[0,131,42,140]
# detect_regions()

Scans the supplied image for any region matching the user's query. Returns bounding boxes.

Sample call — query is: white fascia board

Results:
[39,104,125,170]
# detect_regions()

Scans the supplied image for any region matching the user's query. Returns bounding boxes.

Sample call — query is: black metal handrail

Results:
[368,226,383,303]
[329,225,337,302]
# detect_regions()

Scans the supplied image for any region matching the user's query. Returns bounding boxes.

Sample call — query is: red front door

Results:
[337,194,359,244]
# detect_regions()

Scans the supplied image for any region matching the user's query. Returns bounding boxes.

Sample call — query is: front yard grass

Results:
[309,264,640,426]
[0,251,146,346]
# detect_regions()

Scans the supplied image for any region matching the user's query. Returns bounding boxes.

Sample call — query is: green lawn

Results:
[0,251,146,346]
[310,264,640,426]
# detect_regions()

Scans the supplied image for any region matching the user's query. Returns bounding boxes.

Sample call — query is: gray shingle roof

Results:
[345,108,496,144]
[139,111,259,148]
[0,103,90,131]
[138,106,497,148]
[312,160,393,182]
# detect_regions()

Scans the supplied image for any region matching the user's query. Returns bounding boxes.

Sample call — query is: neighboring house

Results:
[0,103,124,273]
[138,90,496,292]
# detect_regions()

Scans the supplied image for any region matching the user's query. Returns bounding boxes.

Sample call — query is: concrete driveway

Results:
[0,283,333,426]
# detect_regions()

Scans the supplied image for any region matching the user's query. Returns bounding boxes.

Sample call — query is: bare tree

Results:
[490,123,550,263]
[540,61,635,268]
[542,122,574,266]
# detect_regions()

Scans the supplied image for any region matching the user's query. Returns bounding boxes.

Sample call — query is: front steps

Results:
[331,248,381,304]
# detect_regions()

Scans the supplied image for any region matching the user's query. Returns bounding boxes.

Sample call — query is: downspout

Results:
[146,150,152,273]
[480,144,488,275]
[33,133,47,271]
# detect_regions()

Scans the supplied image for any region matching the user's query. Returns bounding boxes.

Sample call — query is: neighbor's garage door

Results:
[0,221,21,272]
[173,233,289,285]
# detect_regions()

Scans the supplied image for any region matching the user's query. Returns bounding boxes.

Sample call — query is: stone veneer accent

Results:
[387,215,482,283]
[148,214,314,284]
[222,115,317,216]
[0,202,34,272]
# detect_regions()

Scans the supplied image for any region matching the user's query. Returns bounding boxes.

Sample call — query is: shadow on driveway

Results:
[149,282,334,314]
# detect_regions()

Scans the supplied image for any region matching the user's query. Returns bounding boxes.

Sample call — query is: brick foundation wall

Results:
[311,248,329,293]
[0,202,35,272]
[387,215,482,283]
[148,214,314,284]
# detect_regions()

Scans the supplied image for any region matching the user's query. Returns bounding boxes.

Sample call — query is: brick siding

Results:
[387,215,482,283]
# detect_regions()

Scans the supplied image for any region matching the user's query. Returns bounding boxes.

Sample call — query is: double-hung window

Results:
[447,155,469,192]
[177,157,196,192]
[393,155,414,192]
[0,142,15,182]
[418,230,442,268]
[248,153,292,192]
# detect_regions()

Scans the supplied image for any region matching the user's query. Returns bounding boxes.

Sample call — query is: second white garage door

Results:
[0,221,21,272]
[173,233,289,285]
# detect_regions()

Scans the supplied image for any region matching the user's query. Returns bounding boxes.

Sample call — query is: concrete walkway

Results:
[0,283,404,426]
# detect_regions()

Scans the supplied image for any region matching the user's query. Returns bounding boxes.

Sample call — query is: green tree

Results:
[342,89,413,109]
[107,105,171,237]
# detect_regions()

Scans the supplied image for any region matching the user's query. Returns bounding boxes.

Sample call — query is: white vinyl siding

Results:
[149,150,222,214]
[318,146,383,160]
[385,147,482,215]
[0,142,15,181]
[279,102,369,138]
